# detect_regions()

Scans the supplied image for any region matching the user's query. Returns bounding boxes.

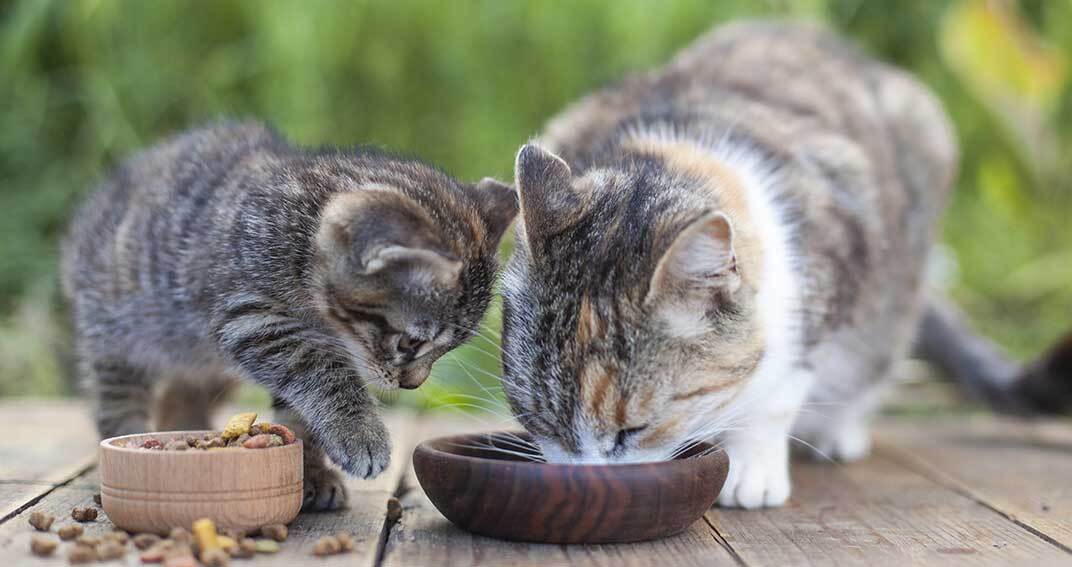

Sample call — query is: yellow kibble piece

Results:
[221,412,257,440]
[216,535,237,549]
[192,518,220,554]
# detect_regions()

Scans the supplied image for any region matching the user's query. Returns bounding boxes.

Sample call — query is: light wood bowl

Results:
[99,431,302,534]
[413,431,729,544]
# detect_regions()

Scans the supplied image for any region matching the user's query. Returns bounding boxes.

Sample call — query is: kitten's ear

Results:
[646,211,740,305]
[318,190,461,287]
[514,144,574,241]
[470,177,519,245]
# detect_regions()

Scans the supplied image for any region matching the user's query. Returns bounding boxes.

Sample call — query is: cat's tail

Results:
[912,297,1072,415]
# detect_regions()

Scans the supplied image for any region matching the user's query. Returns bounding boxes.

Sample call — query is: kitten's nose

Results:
[398,368,431,390]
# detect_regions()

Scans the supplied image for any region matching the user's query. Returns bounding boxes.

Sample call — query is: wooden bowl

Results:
[412,432,729,544]
[99,431,302,534]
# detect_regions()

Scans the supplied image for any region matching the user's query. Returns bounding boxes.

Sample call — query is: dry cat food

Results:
[70,506,98,522]
[29,535,58,557]
[134,412,296,451]
[57,524,84,540]
[28,511,54,532]
[26,510,304,564]
[260,523,288,542]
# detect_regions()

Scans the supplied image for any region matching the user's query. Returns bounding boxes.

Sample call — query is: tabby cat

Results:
[62,121,517,510]
[499,22,1071,508]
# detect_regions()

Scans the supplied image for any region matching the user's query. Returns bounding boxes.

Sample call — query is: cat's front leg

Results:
[716,371,812,509]
[218,317,391,480]
[717,419,792,509]
[272,397,350,511]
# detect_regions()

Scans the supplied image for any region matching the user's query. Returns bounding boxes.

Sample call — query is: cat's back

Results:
[61,121,284,309]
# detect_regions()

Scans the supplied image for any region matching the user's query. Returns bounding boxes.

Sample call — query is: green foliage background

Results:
[1,0,1070,410]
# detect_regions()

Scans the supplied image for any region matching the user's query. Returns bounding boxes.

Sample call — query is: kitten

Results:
[499,22,1071,508]
[62,121,517,511]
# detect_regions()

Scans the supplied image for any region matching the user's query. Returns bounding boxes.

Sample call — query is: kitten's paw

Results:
[322,417,391,479]
[302,465,349,512]
[718,443,790,509]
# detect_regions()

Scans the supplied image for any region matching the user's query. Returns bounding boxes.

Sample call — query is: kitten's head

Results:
[314,161,517,390]
[500,144,764,463]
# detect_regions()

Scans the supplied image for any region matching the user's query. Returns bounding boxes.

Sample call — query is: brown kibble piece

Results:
[163,555,198,567]
[260,523,287,542]
[169,526,193,545]
[103,530,130,545]
[70,506,98,522]
[67,543,97,563]
[386,496,403,523]
[75,534,100,547]
[97,540,126,560]
[266,423,297,445]
[164,439,189,451]
[142,438,164,450]
[230,538,257,558]
[133,532,161,549]
[335,532,355,552]
[241,434,272,449]
[139,540,175,563]
[202,548,230,566]
[29,535,58,557]
[312,535,341,556]
[29,511,54,531]
[93,492,102,506]
[57,524,84,540]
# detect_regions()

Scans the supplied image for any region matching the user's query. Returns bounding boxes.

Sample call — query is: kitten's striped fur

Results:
[62,121,517,510]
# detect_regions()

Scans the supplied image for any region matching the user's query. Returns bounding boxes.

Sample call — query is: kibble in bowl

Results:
[99,413,302,535]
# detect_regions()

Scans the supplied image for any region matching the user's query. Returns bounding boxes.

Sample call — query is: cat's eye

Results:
[394,333,430,361]
[613,425,648,452]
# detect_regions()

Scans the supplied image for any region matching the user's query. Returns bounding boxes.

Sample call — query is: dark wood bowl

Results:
[412,431,729,544]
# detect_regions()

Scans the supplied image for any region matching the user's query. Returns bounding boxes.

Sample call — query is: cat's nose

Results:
[398,368,431,390]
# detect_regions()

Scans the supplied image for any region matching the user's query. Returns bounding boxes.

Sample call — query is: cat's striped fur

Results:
[62,121,517,510]
[499,21,1068,508]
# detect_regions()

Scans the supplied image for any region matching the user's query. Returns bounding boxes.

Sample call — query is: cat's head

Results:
[313,161,517,391]
[500,144,764,463]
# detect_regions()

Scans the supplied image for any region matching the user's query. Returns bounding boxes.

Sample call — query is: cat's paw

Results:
[320,416,391,479]
[302,465,349,512]
[717,442,790,509]
[816,421,871,462]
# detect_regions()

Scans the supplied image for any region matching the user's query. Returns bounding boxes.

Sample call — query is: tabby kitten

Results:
[499,22,1070,508]
[62,121,517,511]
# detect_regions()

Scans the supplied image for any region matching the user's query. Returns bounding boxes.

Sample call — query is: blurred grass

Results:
[0,0,1069,410]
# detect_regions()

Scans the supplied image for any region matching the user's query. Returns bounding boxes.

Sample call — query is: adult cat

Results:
[498,22,1070,508]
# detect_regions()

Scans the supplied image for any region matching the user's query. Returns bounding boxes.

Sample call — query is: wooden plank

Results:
[878,416,1072,552]
[706,448,1071,566]
[0,399,98,481]
[380,414,740,566]
[0,400,98,521]
[0,411,421,566]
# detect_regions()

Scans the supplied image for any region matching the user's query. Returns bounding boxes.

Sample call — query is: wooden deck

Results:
[0,398,1069,566]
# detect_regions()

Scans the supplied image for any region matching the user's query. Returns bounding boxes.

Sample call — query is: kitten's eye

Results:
[394,333,428,360]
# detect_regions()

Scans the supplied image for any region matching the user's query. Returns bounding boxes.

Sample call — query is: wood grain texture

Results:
[0,399,97,519]
[707,451,1072,566]
[878,416,1072,551]
[383,418,741,566]
[99,431,303,534]
[414,431,728,543]
[0,410,420,566]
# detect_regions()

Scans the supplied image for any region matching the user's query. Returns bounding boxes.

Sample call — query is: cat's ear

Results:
[514,143,575,241]
[646,211,740,305]
[318,190,461,287]
[470,177,519,245]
